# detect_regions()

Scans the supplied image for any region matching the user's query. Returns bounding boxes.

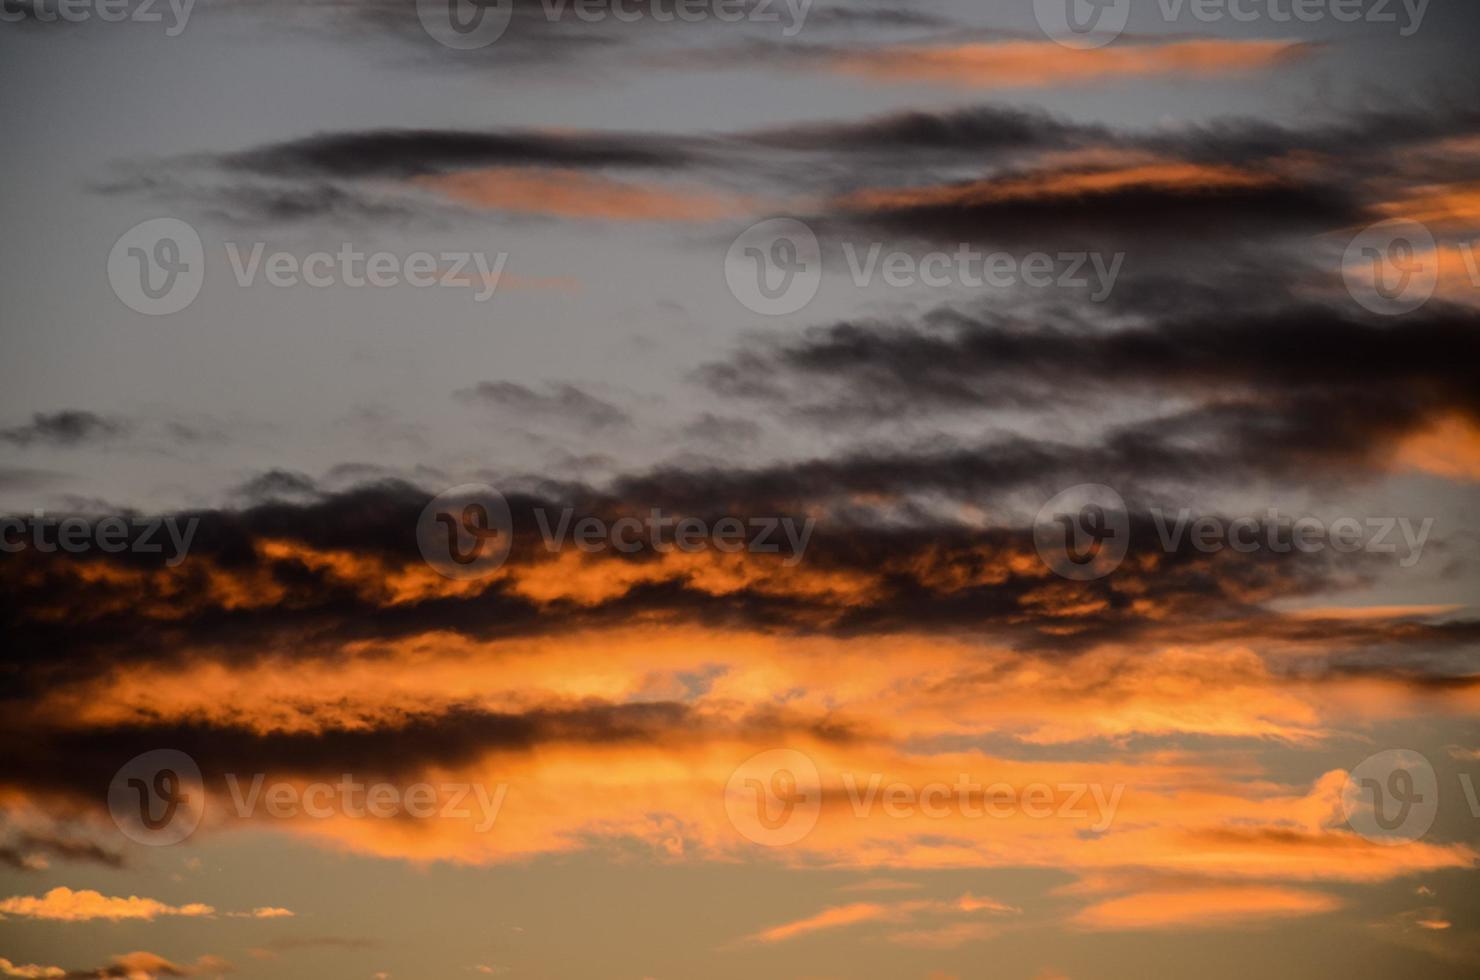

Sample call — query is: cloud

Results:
[61,952,231,980]
[0,412,128,448]
[0,888,213,922]
[740,894,1017,945]
[415,168,747,222]
[829,39,1313,88]
[221,128,694,180]
[1072,884,1342,931]
[454,382,632,429]
[0,958,63,979]
[0,831,124,872]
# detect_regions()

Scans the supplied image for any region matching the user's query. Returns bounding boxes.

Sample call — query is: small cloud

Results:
[0,887,213,922]
[455,381,630,430]
[228,907,295,919]
[0,411,128,448]
[0,957,64,979]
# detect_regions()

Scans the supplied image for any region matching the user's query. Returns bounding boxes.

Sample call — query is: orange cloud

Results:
[742,894,1016,945]
[0,958,63,979]
[1073,884,1341,930]
[0,887,213,922]
[837,160,1280,213]
[1392,413,1480,480]
[830,40,1310,88]
[416,168,745,222]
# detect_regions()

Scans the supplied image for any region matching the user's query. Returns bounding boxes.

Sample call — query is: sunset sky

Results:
[3,1,1480,978]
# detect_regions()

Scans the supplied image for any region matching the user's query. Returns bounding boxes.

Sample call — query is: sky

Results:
[2,0,1480,977]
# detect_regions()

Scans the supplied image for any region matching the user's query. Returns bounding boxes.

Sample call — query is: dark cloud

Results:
[222,128,695,180]
[0,830,124,871]
[747,103,1102,155]
[0,472,1462,705]
[456,382,632,430]
[700,304,1480,444]
[231,469,322,505]
[681,412,762,446]
[0,411,128,448]
[826,175,1360,252]
[1,700,852,808]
